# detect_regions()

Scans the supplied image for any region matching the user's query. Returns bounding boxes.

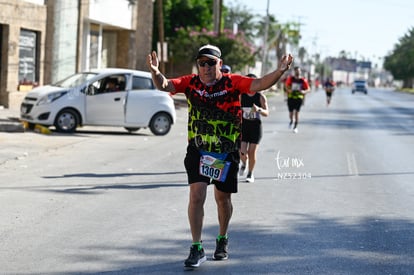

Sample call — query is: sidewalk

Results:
[0,106,24,132]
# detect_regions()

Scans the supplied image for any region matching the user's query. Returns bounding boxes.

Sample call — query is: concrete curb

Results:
[0,106,24,132]
[0,122,25,132]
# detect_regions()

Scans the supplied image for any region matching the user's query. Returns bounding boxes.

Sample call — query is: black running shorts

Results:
[184,145,240,193]
[241,119,262,144]
[287,98,303,112]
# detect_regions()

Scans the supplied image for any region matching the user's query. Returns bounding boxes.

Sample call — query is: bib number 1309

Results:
[199,152,231,182]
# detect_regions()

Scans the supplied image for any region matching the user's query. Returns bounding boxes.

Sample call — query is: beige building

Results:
[0,0,153,110]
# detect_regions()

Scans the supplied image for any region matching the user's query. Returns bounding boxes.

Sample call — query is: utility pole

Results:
[213,0,222,35]
[157,0,165,73]
[261,0,270,76]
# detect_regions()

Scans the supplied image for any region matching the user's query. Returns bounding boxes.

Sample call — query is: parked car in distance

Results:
[352,80,368,94]
[20,68,176,135]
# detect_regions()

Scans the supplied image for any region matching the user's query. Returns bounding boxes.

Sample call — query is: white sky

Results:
[225,0,413,66]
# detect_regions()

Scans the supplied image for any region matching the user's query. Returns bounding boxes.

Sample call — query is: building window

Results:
[18,29,39,86]
[89,30,100,69]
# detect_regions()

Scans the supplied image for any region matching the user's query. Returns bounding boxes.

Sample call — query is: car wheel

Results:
[54,109,79,133]
[352,90,355,94]
[149,112,172,136]
[125,127,140,133]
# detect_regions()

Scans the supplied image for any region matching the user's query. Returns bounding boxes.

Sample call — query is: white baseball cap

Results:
[196,44,221,59]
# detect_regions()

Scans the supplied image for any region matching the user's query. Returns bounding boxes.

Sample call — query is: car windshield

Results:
[354,80,366,84]
[53,72,98,88]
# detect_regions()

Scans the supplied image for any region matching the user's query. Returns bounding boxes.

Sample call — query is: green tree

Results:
[338,50,352,59]
[298,46,307,65]
[169,27,255,75]
[383,27,414,88]
[165,0,213,37]
[153,0,214,51]
[222,2,257,43]
[153,0,256,76]
[256,16,301,73]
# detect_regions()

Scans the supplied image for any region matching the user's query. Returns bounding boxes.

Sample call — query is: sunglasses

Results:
[197,59,218,67]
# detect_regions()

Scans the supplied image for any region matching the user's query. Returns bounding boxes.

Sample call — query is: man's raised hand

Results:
[147,51,160,73]
[279,54,294,72]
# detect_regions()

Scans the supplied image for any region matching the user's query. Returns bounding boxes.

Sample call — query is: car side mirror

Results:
[84,85,96,95]
[80,86,87,94]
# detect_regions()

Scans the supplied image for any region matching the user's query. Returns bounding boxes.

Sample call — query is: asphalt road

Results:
[0,87,413,274]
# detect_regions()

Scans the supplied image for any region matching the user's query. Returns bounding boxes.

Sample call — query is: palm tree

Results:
[298,46,307,66]
[266,21,302,73]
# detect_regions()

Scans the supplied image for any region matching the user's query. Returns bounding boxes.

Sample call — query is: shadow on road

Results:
[43,171,186,179]
[35,171,188,194]
[64,214,414,274]
[47,182,188,194]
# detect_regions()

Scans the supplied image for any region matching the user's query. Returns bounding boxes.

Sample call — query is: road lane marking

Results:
[346,152,359,176]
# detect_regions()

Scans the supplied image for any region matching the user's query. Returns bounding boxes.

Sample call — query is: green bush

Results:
[168,27,257,75]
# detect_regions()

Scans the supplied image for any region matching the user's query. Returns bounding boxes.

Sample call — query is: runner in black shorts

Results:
[323,77,336,106]
[239,73,269,183]
[285,66,310,133]
[147,45,292,268]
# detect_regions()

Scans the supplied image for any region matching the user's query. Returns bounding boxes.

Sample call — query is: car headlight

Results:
[37,91,68,105]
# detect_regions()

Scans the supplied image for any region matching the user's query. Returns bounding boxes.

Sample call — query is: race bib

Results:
[199,151,231,182]
[242,107,259,120]
[291,83,302,91]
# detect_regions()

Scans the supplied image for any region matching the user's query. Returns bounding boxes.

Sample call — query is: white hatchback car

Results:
[20,68,176,135]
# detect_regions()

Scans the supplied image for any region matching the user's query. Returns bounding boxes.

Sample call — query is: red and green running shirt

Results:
[171,74,254,153]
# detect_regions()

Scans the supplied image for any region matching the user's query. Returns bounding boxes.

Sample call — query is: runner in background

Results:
[221,64,231,73]
[323,77,336,106]
[239,73,269,183]
[285,66,310,133]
